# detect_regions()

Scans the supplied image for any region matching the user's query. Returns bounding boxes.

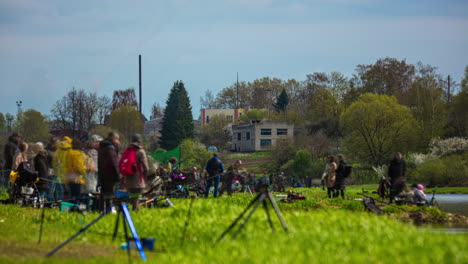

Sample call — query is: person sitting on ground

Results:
[123,134,149,211]
[413,184,427,205]
[167,157,178,173]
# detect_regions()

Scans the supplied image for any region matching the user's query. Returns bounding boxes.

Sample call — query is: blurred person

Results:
[12,142,28,171]
[53,137,72,201]
[45,137,59,200]
[84,135,101,194]
[324,155,337,198]
[220,160,242,196]
[65,139,87,202]
[388,152,406,203]
[334,154,347,199]
[121,134,149,211]
[98,132,121,211]
[413,184,428,205]
[33,142,50,199]
[204,153,224,198]
[2,132,21,187]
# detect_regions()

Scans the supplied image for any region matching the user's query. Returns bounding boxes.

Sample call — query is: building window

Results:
[277,129,288,136]
[227,115,233,121]
[260,139,272,146]
[246,132,250,140]
[237,133,241,141]
[260,129,271,136]
[206,116,210,123]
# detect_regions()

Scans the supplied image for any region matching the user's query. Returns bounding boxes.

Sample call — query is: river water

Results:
[422,194,468,234]
[433,194,468,216]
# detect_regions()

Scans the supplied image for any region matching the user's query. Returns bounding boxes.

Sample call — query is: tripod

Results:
[216,187,289,243]
[45,201,147,261]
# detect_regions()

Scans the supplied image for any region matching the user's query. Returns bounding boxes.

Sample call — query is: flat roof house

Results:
[232,120,294,152]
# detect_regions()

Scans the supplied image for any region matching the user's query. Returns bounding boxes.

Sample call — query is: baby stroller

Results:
[8,162,45,207]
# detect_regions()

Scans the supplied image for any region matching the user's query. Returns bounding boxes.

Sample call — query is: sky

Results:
[0,0,467,119]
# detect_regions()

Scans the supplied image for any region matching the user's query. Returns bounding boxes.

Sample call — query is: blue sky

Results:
[1,0,467,118]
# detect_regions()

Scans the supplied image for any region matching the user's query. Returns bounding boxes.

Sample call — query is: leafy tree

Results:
[0,113,5,132]
[214,81,251,109]
[160,81,194,150]
[340,93,419,165]
[449,65,468,137]
[354,57,416,101]
[407,64,446,146]
[180,139,211,169]
[239,109,269,123]
[108,105,144,143]
[462,65,468,91]
[199,114,231,150]
[280,149,313,183]
[112,88,138,111]
[273,89,289,113]
[18,109,49,142]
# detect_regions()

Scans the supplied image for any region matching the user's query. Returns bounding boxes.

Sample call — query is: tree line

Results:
[201,57,468,166]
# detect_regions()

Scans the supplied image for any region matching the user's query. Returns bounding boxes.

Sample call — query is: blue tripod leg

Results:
[121,203,147,261]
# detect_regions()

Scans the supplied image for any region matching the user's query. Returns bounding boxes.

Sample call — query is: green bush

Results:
[412,154,468,187]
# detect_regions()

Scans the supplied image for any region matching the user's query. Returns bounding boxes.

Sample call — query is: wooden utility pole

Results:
[139,55,142,113]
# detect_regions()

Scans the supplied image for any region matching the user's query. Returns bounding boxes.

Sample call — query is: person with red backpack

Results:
[119,134,149,211]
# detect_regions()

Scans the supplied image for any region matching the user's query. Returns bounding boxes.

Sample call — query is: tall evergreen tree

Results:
[273,89,289,113]
[160,81,194,150]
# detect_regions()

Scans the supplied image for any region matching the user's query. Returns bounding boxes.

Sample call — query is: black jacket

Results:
[98,139,120,184]
[3,138,18,171]
[388,158,406,183]
[335,160,346,186]
[34,151,49,190]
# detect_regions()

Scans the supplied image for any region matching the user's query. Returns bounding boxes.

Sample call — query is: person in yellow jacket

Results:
[52,137,72,201]
[65,139,88,200]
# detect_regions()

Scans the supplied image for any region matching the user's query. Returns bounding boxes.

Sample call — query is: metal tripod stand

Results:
[45,201,147,261]
[216,187,289,243]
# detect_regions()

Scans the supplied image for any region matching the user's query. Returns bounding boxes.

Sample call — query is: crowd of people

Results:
[2,132,429,210]
[2,132,153,211]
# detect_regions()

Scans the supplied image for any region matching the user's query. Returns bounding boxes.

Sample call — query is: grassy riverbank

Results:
[0,186,467,263]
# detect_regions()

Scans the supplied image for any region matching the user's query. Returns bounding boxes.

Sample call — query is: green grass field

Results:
[0,185,467,263]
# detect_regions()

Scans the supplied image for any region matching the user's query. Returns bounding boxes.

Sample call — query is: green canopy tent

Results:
[149,146,181,167]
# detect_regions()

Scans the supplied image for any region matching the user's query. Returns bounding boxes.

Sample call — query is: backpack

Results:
[207,158,221,175]
[344,165,352,178]
[119,147,140,176]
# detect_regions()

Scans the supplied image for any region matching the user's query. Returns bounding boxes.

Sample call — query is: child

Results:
[413,184,427,205]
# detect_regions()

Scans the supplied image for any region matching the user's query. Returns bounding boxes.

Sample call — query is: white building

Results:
[231,120,294,152]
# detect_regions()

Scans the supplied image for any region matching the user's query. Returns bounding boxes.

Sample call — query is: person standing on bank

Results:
[324,155,337,198]
[3,132,21,186]
[98,132,121,211]
[122,134,149,211]
[334,154,347,199]
[388,152,406,203]
[33,142,50,200]
[205,153,224,198]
